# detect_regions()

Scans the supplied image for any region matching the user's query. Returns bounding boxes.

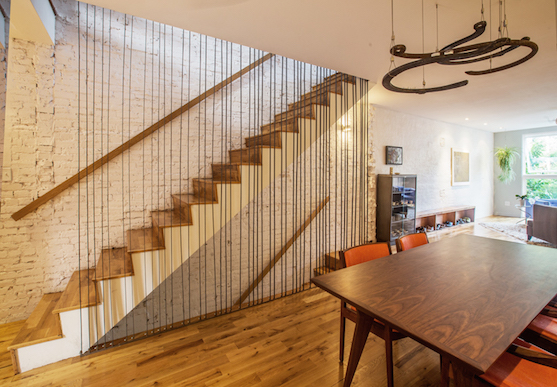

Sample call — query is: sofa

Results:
[527,203,557,245]
[525,199,557,219]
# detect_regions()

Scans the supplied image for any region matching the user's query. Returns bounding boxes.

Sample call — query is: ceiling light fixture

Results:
[382,0,538,94]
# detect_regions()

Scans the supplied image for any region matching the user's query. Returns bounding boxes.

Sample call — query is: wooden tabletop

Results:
[312,234,557,374]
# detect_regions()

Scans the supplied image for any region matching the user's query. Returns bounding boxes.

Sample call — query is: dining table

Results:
[311,234,557,386]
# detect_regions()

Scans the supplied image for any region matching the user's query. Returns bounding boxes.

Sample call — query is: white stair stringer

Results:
[13,79,367,371]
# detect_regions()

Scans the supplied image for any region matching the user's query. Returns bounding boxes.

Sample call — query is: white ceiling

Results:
[83,0,557,133]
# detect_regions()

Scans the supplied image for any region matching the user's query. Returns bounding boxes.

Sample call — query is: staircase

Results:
[8,73,362,374]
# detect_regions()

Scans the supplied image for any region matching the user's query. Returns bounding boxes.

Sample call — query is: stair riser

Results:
[311,79,344,94]
[274,104,315,122]
[323,73,356,85]
[229,148,262,164]
[288,93,329,111]
[260,119,299,135]
[172,196,194,224]
[193,179,218,201]
[245,131,282,148]
[211,164,241,182]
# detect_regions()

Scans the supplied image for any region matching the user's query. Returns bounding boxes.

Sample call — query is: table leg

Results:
[385,323,394,387]
[440,355,450,387]
[451,359,475,387]
[343,311,373,387]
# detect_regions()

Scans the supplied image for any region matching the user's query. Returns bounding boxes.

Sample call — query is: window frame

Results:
[522,131,557,197]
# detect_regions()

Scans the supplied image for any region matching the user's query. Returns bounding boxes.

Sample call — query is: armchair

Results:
[527,204,557,245]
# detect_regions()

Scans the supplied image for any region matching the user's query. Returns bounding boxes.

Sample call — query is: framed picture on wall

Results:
[386,146,403,165]
[452,149,470,186]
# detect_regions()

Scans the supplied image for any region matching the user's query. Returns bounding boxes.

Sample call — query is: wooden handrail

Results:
[235,196,330,307]
[12,53,275,221]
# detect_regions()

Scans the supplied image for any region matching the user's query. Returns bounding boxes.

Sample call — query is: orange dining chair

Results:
[443,337,557,387]
[395,232,429,252]
[520,305,557,355]
[339,242,405,387]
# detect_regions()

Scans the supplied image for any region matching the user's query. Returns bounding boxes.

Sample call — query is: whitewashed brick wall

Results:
[0,0,373,325]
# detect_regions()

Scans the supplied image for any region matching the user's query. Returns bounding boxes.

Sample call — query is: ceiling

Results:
[83,0,557,133]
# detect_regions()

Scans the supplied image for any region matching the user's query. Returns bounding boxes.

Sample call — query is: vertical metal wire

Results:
[99,5,106,342]
[169,24,174,327]
[120,12,127,339]
[186,30,192,324]
[84,4,89,349]
[179,27,186,326]
[127,14,134,339]
[105,8,113,348]
[142,17,149,335]
[77,0,82,354]
[91,6,97,316]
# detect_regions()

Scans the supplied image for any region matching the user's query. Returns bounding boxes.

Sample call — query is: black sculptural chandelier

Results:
[382,20,538,94]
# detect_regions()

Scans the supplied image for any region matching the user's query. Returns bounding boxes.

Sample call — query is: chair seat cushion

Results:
[479,338,556,387]
[528,313,557,343]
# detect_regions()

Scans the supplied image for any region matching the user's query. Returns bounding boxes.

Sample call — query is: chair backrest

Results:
[395,233,429,252]
[340,242,391,268]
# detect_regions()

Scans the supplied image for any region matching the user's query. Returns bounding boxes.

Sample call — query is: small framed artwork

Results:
[452,149,470,186]
[386,146,403,165]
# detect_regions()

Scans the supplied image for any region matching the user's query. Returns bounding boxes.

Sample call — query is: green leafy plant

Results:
[494,146,520,184]
[515,194,528,200]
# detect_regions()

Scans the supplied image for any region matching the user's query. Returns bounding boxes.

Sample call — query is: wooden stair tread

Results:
[95,248,134,281]
[152,209,193,229]
[173,193,218,205]
[8,293,63,350]
[126,228,165,253]
[53,270,100,314]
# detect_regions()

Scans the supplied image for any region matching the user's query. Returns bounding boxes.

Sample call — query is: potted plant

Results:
[494,146,520,184]
[515,194,528,207]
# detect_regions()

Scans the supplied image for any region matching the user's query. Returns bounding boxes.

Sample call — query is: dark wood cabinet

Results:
[376,174,417,243]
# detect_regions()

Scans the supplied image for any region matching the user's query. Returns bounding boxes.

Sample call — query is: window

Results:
[523,133,557,199]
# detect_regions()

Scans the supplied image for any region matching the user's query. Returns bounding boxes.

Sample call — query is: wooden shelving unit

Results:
[415,206,476,231]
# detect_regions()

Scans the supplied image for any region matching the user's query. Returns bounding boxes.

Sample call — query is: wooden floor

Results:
[0,217,526,386]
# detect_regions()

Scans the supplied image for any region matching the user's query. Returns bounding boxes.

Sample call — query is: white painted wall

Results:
[372,106,494,219]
